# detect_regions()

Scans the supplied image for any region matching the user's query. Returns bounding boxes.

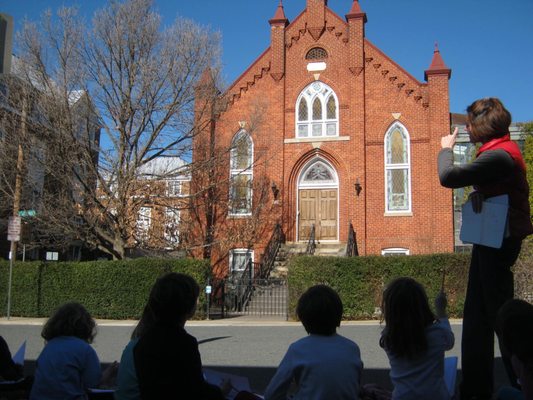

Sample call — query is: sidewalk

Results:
[0,315,464,327]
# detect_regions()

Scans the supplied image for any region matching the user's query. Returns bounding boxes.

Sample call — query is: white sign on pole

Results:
[7,216,21,242]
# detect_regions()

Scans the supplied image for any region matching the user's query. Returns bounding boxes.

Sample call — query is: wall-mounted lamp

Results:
[271,182,280,200]
[354,178,362,197]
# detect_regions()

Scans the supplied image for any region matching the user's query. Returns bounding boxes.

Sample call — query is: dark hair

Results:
[41,302,96,343]
[466,97,511,143]
[379,277,436,359]
[132,272,200,338]
[296,284,343,336]
[496,299,533,374]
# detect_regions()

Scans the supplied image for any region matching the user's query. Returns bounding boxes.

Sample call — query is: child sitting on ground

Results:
[30,302,113,400]
[116,272,225,400]
[263,284,363,400]
[379,277,455,400]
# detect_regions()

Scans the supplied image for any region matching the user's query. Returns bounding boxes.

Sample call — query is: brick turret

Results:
[425,44,454,253]
[269,1,288,82]
[306,0,327,41]
[345,0,367,76]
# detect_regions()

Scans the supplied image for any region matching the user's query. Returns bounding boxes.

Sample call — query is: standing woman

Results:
[438,97,533,400]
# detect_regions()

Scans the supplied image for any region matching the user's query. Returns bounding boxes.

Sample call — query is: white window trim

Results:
[381,247,410,256]
[164,207,180,246]
[295,81,339,139]
[384,122,412,214]
[229,130,253,216]
[136,206,152,242]
[229,249,254,275]
[166,180,183,197]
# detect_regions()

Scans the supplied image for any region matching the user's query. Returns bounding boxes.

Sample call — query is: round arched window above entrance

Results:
[298,159,338,188]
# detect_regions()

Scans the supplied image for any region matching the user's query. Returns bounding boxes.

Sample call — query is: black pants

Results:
[460,238,522,400]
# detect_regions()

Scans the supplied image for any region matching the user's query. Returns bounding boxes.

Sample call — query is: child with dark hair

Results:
[380,277,455,400]
[263,284,363,400]
[496,299,533,400]
[29,302,102,400]
[0,336,23,382]
[115,272,225,400]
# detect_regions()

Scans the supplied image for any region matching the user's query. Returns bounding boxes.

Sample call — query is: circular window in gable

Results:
[305,47,328,60]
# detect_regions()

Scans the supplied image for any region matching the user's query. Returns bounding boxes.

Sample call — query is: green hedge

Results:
[287,253,471,320]
[0,258,211,319]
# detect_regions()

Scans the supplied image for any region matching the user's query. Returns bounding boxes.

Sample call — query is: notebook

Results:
[460,194,509,249]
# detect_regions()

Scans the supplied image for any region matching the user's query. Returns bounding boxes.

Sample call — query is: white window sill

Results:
[284,136,350,144]
[384,211,413,217]
[228,213,252,218]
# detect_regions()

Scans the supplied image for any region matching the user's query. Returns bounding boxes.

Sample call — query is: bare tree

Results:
[2,0,221,259]
[185,84,280,272]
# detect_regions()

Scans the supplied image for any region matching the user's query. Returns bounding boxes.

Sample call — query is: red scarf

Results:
[476,134,526,171]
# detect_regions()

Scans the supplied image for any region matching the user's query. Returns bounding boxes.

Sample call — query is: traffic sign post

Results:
[205,284,212,320]
[6,216,21,320]
[7,216,21,242]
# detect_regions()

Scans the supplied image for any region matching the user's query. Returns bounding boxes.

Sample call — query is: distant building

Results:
[128,156,190,256]
[0,13,100,261]
[96,156,191,258]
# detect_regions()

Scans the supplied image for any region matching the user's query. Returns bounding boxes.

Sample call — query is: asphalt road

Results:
[0,317,508,394]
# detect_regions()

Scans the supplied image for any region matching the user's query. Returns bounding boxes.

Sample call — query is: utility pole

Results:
[6,87,27,319]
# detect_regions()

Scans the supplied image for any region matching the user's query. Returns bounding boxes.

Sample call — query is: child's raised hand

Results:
[434,291,448,318]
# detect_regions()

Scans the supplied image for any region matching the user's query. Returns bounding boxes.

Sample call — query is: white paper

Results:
[12,341,26,365]
[203,368,252,400]
[460,194,509,248]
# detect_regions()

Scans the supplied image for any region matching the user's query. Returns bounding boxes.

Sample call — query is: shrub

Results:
[0,258,211,319]
[287,253,471,320]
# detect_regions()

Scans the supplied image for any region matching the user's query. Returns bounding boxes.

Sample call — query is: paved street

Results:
[0,317,508,394]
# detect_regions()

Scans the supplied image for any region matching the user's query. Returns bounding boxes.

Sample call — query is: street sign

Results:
[205,285,212,294]
[18,209,36,217]
[7,216,21,242]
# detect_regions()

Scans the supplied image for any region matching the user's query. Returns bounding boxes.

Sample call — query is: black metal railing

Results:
[258,223,284,279]
[228,258,255,312]
[345,222,359,256]
[222,277,288,317]
[306,224,316,255]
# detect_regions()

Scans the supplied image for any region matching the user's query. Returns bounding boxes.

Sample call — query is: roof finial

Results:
[346,0,367,22]
[270,0,288,25]
[425,42,451,81]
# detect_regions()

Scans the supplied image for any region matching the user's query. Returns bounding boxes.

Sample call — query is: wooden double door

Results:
[298,189,338,241]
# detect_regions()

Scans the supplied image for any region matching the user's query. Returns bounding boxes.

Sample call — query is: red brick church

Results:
[191,0,454,277]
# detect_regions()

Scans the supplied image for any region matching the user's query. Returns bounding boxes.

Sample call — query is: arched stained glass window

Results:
[326,96,336,120]
[312,98,322,120]
[295,81,339,138]
[298,99,308,121]
[299,160,338,187]
[384,123,411,212]
[230,130,253,215]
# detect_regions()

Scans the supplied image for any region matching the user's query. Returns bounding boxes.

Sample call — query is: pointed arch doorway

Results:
[297,159,339,241]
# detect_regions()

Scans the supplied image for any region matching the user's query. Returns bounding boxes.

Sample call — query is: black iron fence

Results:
[206,276,288,319]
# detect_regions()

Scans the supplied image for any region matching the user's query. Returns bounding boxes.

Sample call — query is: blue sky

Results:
[3,0,533,122]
